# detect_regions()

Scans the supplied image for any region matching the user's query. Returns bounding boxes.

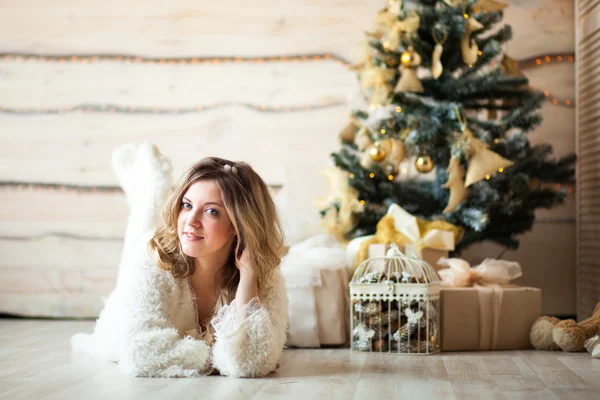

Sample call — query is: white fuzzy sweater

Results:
[71,143,288,378]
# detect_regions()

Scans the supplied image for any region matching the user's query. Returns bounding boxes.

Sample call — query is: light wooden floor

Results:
[0,320,598,400]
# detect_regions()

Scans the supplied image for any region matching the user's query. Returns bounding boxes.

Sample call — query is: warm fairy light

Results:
[477,51,482,56]
[369,173,375,178]
[0,51,575,112]
[381,129,386,134]
[0,99,348,115]
[388,175,394,180]
[485,175,491,180]
[464,13,469,18]
[498,167,504,173]
[0,53,342,66]
[360,200,366,205]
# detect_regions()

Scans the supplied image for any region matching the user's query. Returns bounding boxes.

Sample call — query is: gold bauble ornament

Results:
[415,155,434,173]
[369,142,387,162]
[400,46,422,68]
[360,151,376,169]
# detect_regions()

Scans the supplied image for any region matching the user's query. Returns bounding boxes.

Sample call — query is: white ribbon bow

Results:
[387,204,456,252]
[437,257,522,287]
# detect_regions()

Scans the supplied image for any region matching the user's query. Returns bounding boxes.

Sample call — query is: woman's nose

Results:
[186,211,202,227]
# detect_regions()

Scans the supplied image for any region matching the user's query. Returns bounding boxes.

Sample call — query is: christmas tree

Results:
[318,0,576,253]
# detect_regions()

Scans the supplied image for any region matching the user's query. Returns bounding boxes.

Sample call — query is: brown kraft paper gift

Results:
[440,286,541,351]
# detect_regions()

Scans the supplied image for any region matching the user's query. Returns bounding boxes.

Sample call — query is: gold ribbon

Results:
[380,14,421,51]
[357,203,463,264]
[360,67,396,105]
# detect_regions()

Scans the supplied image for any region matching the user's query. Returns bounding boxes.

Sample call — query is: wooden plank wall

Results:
[576,0,600,320]
[0,0,576,317]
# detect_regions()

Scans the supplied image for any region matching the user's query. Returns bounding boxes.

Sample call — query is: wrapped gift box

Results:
[368,243,448,271]
[440,286,541,351]
[281,235,350,348]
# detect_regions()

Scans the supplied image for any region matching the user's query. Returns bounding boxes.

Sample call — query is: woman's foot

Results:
[112,142,173,212]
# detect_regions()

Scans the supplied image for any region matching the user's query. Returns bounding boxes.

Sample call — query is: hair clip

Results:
[223,164,238,174]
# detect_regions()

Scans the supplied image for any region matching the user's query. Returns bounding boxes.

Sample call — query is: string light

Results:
[0,181,122,194]
[0,51,575,113]
[516,52,575,68]
[369,173,375,178]
[360,200,366,205]
[0,51,573,70]
[0,52,348,66]
[0,180,283,194]
[502,52,575,107]
[387,175,394,180]
[0,100,347,115]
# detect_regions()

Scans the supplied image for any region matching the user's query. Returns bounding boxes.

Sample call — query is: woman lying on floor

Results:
[71,143,288,378]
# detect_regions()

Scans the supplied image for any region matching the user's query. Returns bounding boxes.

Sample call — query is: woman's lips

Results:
[184,232,204,241]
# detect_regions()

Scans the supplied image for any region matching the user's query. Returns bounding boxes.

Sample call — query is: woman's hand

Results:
[235,247,259,321]
[236,248,256,279]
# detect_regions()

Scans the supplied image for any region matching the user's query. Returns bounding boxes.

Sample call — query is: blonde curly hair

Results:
[148,157,284,303]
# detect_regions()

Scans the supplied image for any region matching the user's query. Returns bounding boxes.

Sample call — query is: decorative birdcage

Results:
[349,243,441,354]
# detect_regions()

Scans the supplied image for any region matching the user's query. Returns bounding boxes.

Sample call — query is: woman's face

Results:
[177,180,236,259]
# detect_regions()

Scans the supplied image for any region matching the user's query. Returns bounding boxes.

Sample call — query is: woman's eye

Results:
[206,208,219,216]
[182,202,192,210]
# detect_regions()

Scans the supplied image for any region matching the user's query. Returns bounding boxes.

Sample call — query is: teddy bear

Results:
[530,302,600,352]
